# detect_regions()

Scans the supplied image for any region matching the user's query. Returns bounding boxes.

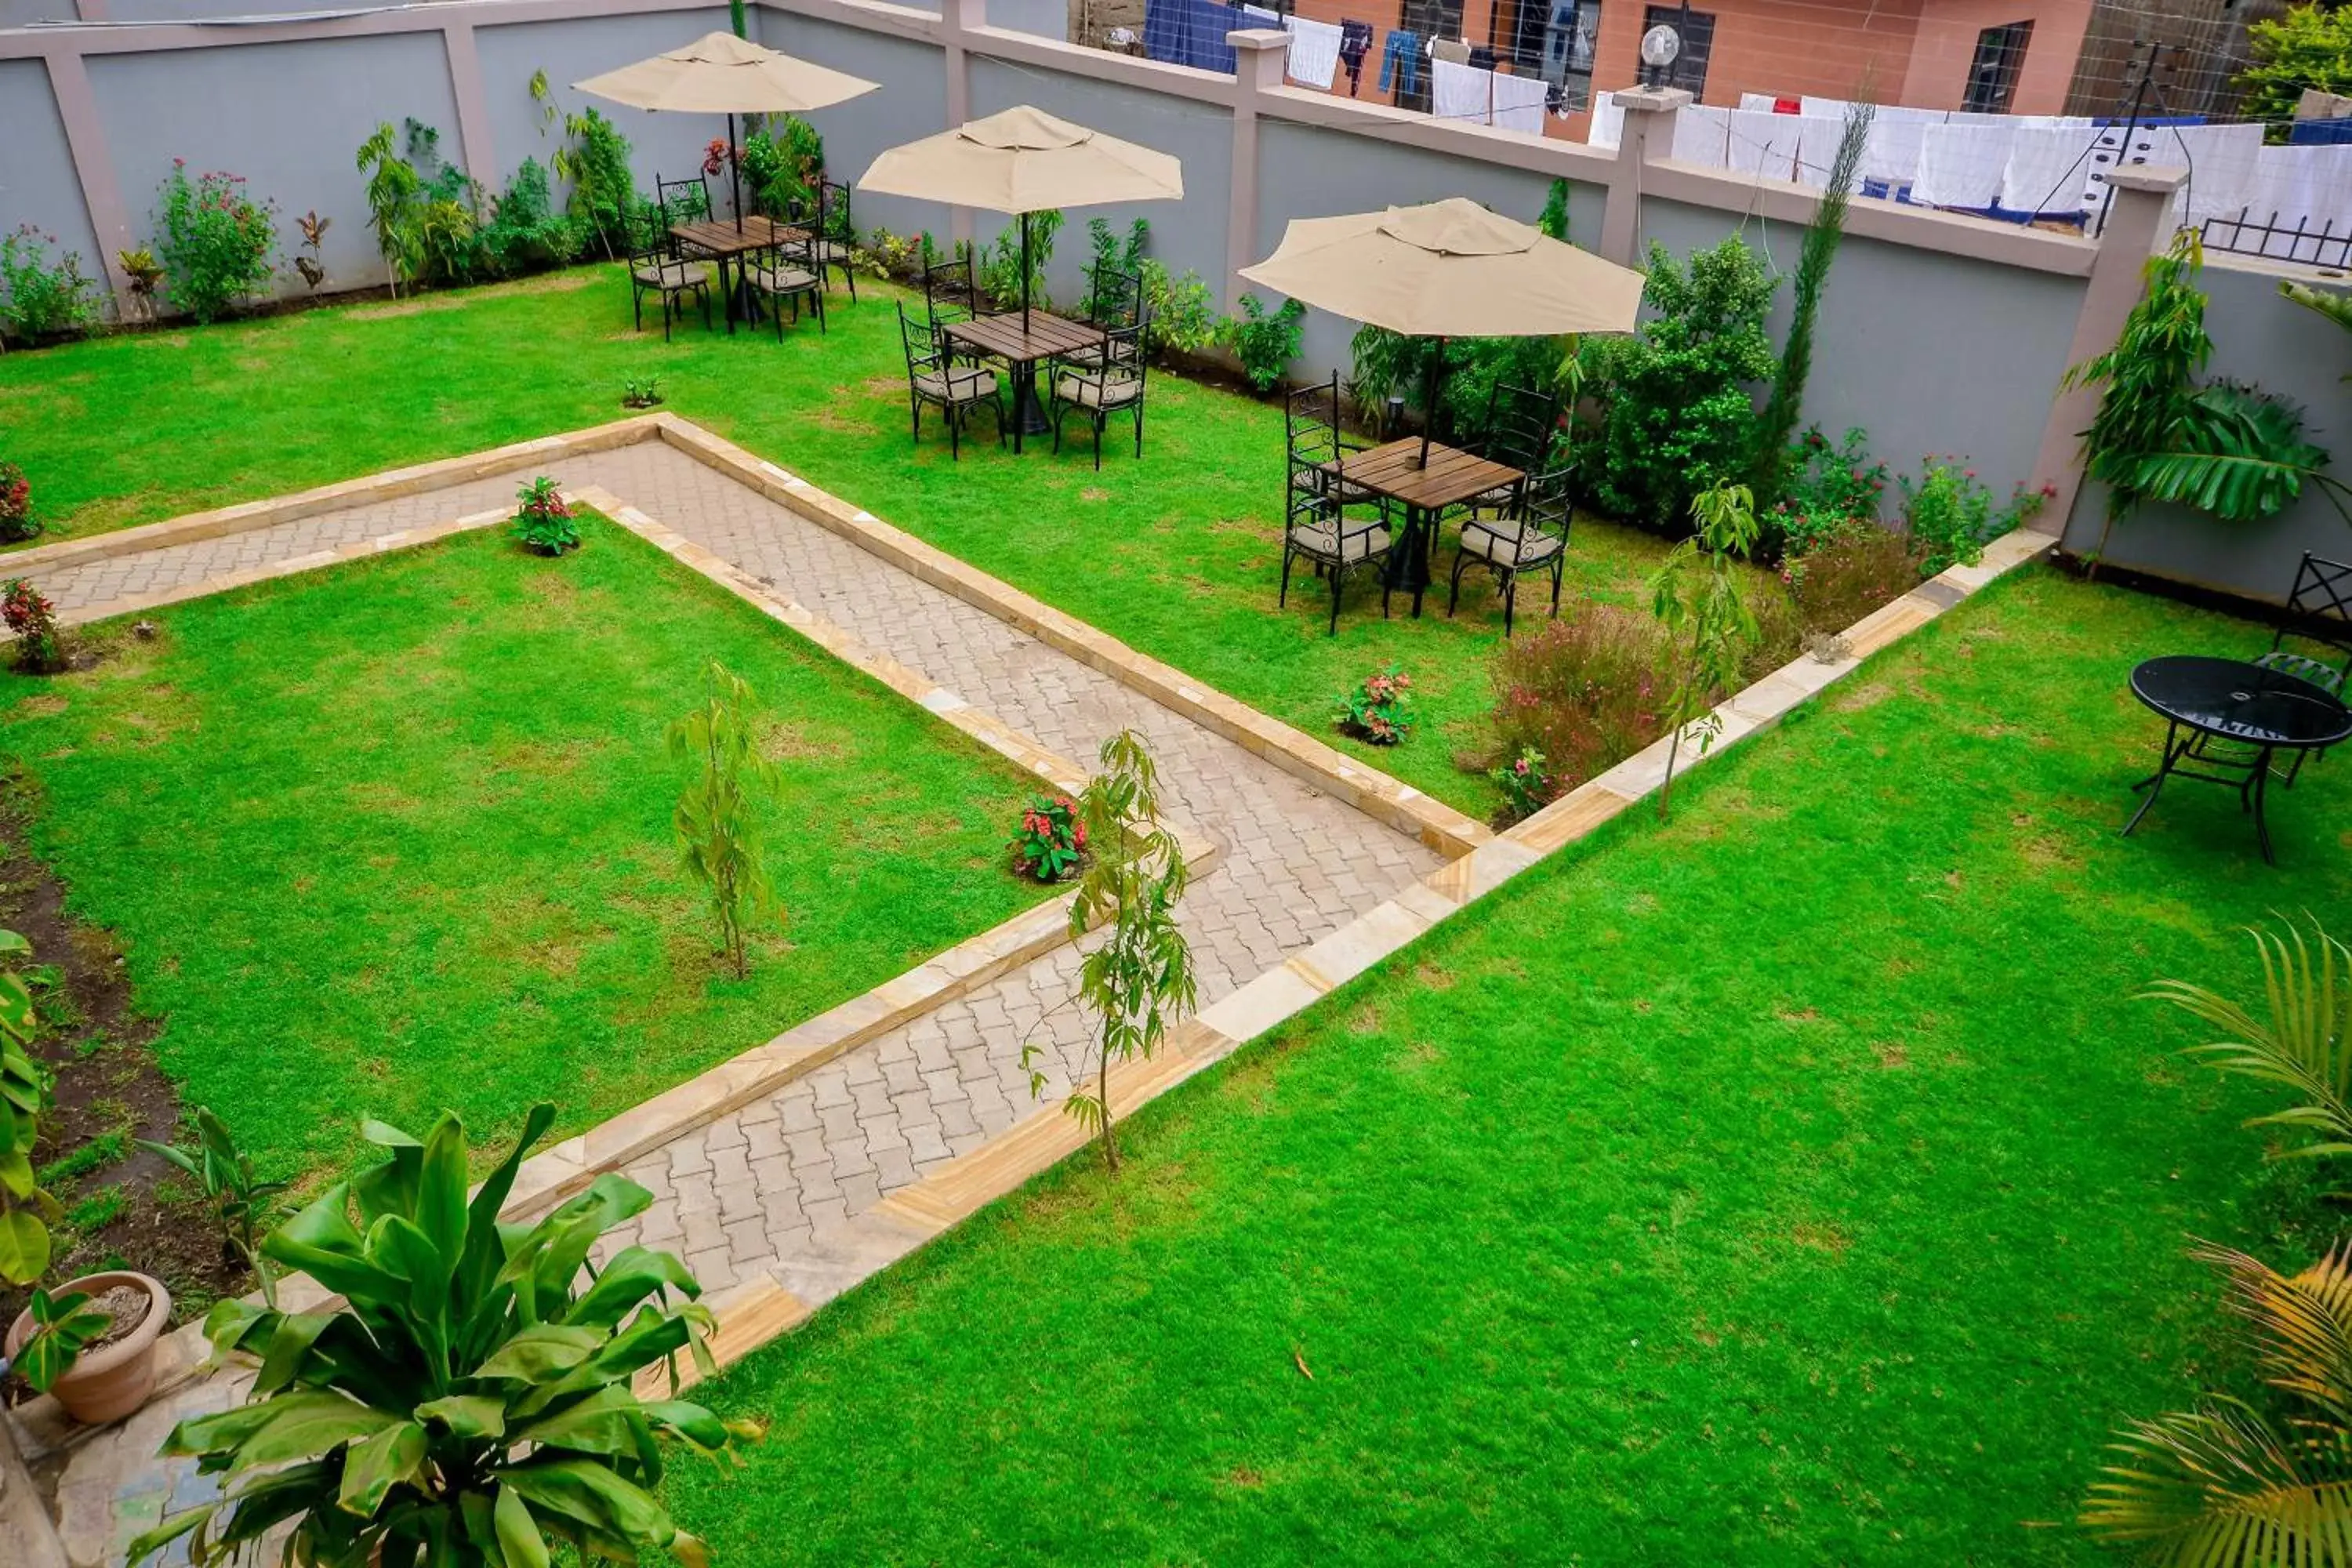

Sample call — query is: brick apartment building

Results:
[1087,0,2278,140]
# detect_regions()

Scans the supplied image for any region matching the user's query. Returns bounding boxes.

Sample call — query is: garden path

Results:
[23,439,1442,1568]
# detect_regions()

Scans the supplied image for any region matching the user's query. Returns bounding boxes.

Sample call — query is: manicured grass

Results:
[662,565,2351,1564]
[0,514,1049,1184]
[0,268,1708,818]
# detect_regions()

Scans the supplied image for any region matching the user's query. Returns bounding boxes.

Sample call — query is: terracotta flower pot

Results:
[6,1270,170,1426]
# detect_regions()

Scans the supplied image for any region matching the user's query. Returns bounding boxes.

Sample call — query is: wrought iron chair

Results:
[923,254,981,328]
[742,232,825,338]
[898,303,1003,459]
[1448,466,1573,637]
[1063,264,1143,369]
[1285,374,1378,511]
[1280,491,1392,636]
[655,173,713,226]
[1455,380,1561,518]
[812,177,858,303]
[627,235,710,341]
[1051,321,1149,470]
[2190,552,2352,787]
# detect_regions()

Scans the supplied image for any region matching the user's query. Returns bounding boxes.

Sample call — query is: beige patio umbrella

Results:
[575,31,879,232]
[857,105,1184,328]
[1242,196,1645,463]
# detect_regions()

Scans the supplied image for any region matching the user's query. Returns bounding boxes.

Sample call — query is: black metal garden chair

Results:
[898,303,1003,459]
[1050,321,1149,470]
[1280,490,1391,636]
[2190,551,2352,788]
[627,235,710,341]
[742,232,825,338]
[1453,380,1561,520]
[1284,374,1377,511]
[813,177,858,303]
[923,254,981,328]
[1448,465,1574,637]
[655,173,712,226]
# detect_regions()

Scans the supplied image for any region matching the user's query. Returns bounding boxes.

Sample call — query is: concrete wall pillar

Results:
[441,19,499,191]
[943,0,984,246]
[1226,28,1286,311]
[41,43,136,318]
[1598,85,1686,270]
[2031,165,2187,542]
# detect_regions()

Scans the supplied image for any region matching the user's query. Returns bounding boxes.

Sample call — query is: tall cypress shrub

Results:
[1749,102,1873,511]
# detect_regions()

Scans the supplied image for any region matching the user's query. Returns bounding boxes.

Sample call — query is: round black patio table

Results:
[2122,654,2352,864]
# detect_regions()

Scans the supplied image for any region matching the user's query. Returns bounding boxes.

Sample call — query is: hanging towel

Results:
[1587,90,1623,149]
[2157,122,2266,227]
[1284,14,1341,88]
[1144,0,1240,71]
[1792,114,1848,187]
[1861,114,1930,191]
[1671,102,1732,166]
[1490,69,1548,135]
[1912,122,2016,209]
[1338,19,1372,92]
[1432,57,1492,124]
[1240,3,1282,24]
[1998,125,2097,216]
[1798,95,1852,122]
[1378,28,1421,95]
[1726,108,1797,179]
[1738,91,1778,113]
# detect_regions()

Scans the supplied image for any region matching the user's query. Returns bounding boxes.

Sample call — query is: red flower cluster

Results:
[703,138,738,177]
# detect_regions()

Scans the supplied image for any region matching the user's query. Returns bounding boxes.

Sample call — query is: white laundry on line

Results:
[1998,125,2099,215]
[1861,114,1930,190]
[1739,91,1780,113]
[1792,114,1849,188]
[1912,122,2016,208]
[1725,107,1798,180]
[1283,14,1341,89]
[1490,69,1548,135]
[1671,103,1732,165]
[1587,91,1624,149]
[1431,57,1493,125]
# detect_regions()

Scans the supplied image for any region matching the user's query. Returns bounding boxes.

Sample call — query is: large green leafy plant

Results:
[1650,481,1762,818]
[2237,4,2352,140]
[129,1104,758,1567]
[1580,238,1778,529]
[0,927,60,1285]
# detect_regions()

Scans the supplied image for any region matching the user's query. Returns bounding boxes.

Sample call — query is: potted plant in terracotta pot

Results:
[6,1270,172,1425]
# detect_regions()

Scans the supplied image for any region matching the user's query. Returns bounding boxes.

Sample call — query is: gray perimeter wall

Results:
[756,13,950,241]
[89,32,463,293]
[0,58,103,271]
[2061,256,2352,605]
[477,7,738,194]
[1260,117,1606,376]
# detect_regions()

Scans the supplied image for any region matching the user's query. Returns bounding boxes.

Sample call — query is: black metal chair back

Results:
[898,301,946,377]
[2268,552,2352,691]
[1286,375,1346,498]
[1479,380,1560,474]
[655,174,711,226]
[816,177,855,241]
[1084,263,1144,330]
[923,255,979,326]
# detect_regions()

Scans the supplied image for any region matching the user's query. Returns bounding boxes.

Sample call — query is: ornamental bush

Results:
[1490,605,1666,800]
[156,162,277,325]
[1577,237,1778,530]
[0,227,102,344]
[0,463,35,544]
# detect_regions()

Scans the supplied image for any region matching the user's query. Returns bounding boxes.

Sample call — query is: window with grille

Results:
[1962,20,2034,114]
[1641,3,1715,96]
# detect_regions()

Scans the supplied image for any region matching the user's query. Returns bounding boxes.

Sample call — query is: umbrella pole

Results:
[1417,338,1446,468]
[728,112,746,233]
[1021,212,1032,332]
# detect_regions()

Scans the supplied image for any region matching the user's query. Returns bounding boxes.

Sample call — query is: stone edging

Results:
[645,528,2060,1394]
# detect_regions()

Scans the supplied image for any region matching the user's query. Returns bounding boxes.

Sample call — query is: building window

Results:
[1642,3,1716,97]
[1962,20,2034,113]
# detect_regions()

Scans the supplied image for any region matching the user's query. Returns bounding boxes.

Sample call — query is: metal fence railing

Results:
[2199,209,2352,270]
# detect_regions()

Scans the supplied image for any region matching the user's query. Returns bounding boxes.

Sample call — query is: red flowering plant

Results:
[4,578,64,673]
[1767,425,1889,572]
[1335,665,1415,746]
[510,474,580,556]
[1490,745,1552,824]
[1010,793,1087,883]
[0,463,34,544]
[702,138,736,179]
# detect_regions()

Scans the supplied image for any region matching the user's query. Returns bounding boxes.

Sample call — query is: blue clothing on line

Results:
[1378,29,1421,95]
[1143,0,1240,72]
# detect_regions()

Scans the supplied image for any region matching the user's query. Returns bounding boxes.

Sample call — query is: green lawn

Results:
[662,564,2351,1565]
[0,267,1707,819]
[0,514,1049,1183]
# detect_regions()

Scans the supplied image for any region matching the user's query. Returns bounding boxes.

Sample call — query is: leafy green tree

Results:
[1580,238,1779,528]
[1649,481,1762,818]
[1750,103,1871,510]
[2238,4,2352,139]
[667,662,782,979]
[1021,731,1196,1173]
[129,1105,760,1567]
[357,122,426,297]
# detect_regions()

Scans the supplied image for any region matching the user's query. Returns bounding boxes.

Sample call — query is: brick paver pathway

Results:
[24,439,1436,1417]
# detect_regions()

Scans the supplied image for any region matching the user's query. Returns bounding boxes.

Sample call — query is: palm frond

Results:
[2198,1241,2352,1430]
[2146,919,2352,1156]
[2082,1400,2352,1566]
[2284,280,2352,347]
[2127,383,2334,525]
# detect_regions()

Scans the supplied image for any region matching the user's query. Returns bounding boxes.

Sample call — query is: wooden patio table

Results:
[1328,438,1523,617]
[670,216,808,336]
[942,310,1107,454]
